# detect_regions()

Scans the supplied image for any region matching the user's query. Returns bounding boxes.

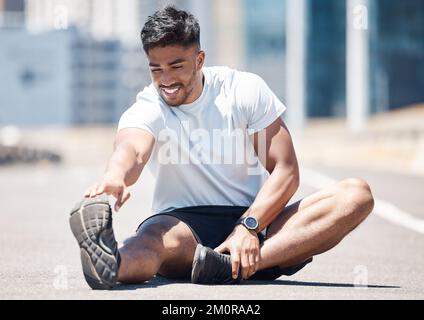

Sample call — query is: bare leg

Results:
[257,178,375,270]
[117,215,198,284]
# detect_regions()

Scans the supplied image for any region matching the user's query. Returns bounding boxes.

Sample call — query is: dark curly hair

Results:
[140,6,200,53]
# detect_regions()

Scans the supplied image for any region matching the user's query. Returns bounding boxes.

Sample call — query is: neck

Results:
[184,70,204,104]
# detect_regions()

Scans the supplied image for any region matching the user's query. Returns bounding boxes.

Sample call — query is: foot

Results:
[191,244,240,285]
[69,195,120,290]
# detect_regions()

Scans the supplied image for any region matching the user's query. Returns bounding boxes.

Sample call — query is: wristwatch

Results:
[236,216,259,233]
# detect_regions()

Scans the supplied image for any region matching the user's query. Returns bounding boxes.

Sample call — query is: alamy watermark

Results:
[53,265,68,290]
[353,4,368,30]
[155,121,267,175]
[353,265,369,289]
[53,5,68,30]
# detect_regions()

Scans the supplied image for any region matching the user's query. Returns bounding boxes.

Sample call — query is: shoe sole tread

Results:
[69,197,118,290]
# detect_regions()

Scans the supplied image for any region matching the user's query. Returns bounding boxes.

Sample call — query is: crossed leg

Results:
[257,178,374,270]
[117,177,374,283]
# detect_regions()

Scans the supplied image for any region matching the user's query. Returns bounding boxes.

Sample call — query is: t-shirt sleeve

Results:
[236,72,287,135]
[117,92,163,139]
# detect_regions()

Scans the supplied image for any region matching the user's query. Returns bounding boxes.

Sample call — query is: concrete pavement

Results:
[0,124,423,299]
[0,162,423,299]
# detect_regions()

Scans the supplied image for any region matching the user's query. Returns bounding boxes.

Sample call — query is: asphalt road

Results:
[1,157,423,300]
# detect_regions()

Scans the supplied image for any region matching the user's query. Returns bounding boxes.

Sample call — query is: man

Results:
[69,6,374,290]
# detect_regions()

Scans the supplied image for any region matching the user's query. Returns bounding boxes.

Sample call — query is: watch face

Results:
[245,217,258,229]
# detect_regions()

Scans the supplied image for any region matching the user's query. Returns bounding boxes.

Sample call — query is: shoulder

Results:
[231,71,270,107]
[203,66,235,81]
[234,72,267,96]
[204,66,263,86]
[204,66,266,99]
[203,66,240,89]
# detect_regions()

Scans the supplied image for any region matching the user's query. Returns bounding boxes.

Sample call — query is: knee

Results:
[337,178,375,220]
[119,221,170,259]
[136,217,186,251]
[120,229,163,262]
[136,222,169,250]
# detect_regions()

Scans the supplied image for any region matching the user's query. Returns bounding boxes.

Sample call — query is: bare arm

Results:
[243,117,299,230]
[84,128,155,211]
[108,128,155,186]
[215,117,299,279]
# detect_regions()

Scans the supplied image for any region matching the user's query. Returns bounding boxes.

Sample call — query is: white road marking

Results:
[301,167,424,235]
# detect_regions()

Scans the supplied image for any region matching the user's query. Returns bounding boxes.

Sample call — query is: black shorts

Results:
[136,205,312,281]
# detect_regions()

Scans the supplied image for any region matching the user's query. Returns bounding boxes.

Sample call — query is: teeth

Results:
[163,87,178,94]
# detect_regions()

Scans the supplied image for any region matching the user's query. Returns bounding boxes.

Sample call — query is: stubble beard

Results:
[162,69,198,107]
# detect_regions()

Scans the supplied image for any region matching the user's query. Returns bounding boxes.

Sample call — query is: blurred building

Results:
[0,0,215,127]
[303,0,424,118]
[0,28,126,126]
[372,0,424,113]
[238,0,424,121]
[306,0,347,118]
[25,0,141,46]
[1,0,424,127]
[0,0,25,27]
[244,0,285,99]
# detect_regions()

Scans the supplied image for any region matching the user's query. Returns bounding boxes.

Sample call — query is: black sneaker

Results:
[191,244,240,285]
[69,195,120,290]
[248,257,313,280]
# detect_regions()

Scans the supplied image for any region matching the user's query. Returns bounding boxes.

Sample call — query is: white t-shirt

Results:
[118,66,287,214]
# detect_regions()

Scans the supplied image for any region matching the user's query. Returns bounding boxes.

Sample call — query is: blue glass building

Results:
[243,0,424,118]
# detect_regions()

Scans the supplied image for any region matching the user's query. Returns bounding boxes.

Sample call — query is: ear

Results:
[196,50,205,71]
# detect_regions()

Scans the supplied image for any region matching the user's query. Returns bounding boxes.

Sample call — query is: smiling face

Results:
[147,44,205,106]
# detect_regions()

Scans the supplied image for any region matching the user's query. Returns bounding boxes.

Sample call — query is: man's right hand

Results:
[84,174,130,212]
[82,128,155,212]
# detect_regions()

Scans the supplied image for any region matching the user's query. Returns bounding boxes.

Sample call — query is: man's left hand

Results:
[214,225,261,280]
